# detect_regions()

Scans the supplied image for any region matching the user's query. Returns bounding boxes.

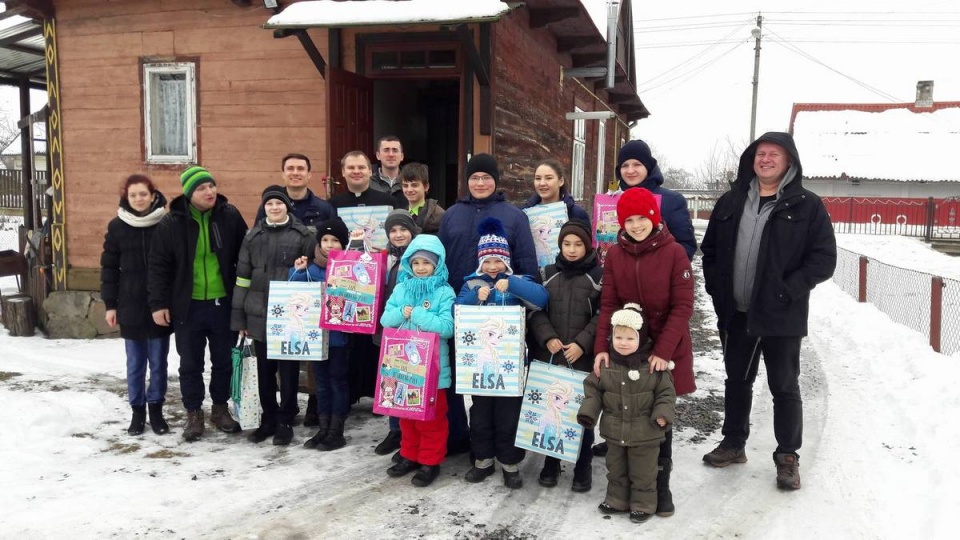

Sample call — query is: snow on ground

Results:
[1,234,959,538]
[836,233,960,280]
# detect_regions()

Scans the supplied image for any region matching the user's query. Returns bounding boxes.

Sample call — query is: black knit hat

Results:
[261,184,293,211]
[315,216,350,248]
[558,219,593,250]
[465,153,500,185]
[616,140,658,182]
[384,209,421,236]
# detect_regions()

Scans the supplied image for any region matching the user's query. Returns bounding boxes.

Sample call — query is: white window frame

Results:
[595,119,606,195]
[143,62,197,164]
[571,107,586,201]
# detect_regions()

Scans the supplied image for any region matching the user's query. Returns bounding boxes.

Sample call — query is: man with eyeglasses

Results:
[437,153,540,456]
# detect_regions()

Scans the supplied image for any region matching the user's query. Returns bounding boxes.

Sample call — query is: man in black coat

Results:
[700,132,836,490]
[254,153,336,228]
[148,166,248,442]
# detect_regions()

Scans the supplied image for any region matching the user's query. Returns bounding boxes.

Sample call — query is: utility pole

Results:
[749,14,763,142]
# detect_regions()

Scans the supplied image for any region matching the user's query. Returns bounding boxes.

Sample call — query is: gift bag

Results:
[320,249,386,334]
[454,304,527,397]
[514,359,588,463]
[592,193,620,267]
[266,280,328,361]
[523,201,568,269]
[373,326,441,421]
[337,206,391,251]
[230,338,261,430]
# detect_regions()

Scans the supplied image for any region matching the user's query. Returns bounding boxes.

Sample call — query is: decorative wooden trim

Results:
[43,17,66,291]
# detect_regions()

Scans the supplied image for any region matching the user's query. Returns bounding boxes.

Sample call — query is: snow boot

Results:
[538,457,561,487]
[598,502,627,515]
[303,416,331,449]
[317,415,346,451]
[465,459,495,483]
[303,394,319,427]
[387,457,420,478]
[412,465,440,487]
[375,429,402,455]
[273,424,293,446]
[248,423,276,443]
[148,403,169,435]
[127,405,146,436]
[501,467,523,489]
[774,452,801,490]
[656,458,675,517]
[630,510,654,524]
[182,410,205,442]
[209,403,241,433]
[703,442,747,467]
[571,461,592,493]
[592,441,608,457]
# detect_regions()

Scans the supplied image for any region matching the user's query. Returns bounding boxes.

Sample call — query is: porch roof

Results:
[264,0,515,29]
[0,11,46,88]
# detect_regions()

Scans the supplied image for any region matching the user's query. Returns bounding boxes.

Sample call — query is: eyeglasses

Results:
[468,175,495,184]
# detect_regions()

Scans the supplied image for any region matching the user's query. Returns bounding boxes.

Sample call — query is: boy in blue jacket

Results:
[457,217,548,489]
[380,235,456,487]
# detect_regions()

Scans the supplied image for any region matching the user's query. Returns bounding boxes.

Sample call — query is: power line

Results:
[639,22,751,86]
[639,38,750,96]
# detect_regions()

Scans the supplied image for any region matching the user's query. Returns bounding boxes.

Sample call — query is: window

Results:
[143,62,196,163]
[365,44,460,77]
[571,107,586,200]
[596,119,607,195]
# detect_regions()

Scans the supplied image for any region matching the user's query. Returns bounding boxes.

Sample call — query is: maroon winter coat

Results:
[594,227,696,395]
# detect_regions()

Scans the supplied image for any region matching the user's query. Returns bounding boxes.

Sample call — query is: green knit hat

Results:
[180,166,215,199]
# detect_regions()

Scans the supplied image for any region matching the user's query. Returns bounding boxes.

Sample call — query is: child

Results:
[457,217,548,489]
[290,217,353,451]
[379,235,456,487]
[578,304,675,524]
[374,210,421,458]
[592,186,695,517]
[400,163,445,234]
[529,219,602,492]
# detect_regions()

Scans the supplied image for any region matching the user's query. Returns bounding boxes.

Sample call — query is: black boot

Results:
[127,405,146,436]
[592,441,608,457]
[303,416,331,449]
[387,457,420,477]
[572,459,592,493]
[147,403,169,435]
[375,429,402,455]
[538,457,561,487]
[247,423,276,443]
[318,416,346,451]
[656,457,675,517]
[273,424,294,446]
[303,395,319,427]
[412,465,440,487]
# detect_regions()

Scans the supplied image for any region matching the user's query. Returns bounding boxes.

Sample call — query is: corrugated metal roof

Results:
[0,14,45,85]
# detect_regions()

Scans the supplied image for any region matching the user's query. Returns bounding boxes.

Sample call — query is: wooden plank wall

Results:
[55,0,328,271]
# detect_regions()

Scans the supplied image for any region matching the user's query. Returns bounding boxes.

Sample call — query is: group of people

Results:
[100,131,836,524]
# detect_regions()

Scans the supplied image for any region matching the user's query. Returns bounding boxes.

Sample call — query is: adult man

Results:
[369,136,407,204]
[700,132,836,490]
[400,162,445,233]
[148,166,248,441]
[255,153,336,228]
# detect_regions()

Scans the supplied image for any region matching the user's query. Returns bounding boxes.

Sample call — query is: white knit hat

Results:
[611,303,645,333]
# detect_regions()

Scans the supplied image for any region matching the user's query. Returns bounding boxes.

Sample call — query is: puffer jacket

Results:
[594,227,696,395]
[457,271,548,312]
[412,198,445,234]
[578,350,675,447]
[380,235,456,389]
[618,166,698,261]
[230,218,317,342]
[529,251,602,371]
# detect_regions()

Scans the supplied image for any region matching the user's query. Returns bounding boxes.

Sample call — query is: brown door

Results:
[327,68,374,197]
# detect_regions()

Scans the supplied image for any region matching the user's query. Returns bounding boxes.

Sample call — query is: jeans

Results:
[125,337,170,406]
[174,299,237,412]
[315,345,351,417]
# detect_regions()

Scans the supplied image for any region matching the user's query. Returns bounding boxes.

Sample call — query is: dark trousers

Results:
[174,299,237,412]
[446,337,470,443]
[124,337,170,406]
[348,334,378,404]
[316,345,352,417]
[544,424,594,471]
[604,441,660,513]
[720,311,803,455]
[470,395,525,465]
[253,340,301,425]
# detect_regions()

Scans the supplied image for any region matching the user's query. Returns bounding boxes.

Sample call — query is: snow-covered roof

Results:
[264,0,514,29]
[793,104,960,182]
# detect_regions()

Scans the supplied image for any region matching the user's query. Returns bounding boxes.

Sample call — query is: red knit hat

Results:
[616,187,661,229]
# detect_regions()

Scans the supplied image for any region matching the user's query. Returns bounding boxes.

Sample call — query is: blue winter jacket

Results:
[438,192,541,293]
[256,188,336,228]
[287,263,350,348]
[619,167,698,261]
[522,193,590,222]
[380,235,456,389]
[457,272,548,313]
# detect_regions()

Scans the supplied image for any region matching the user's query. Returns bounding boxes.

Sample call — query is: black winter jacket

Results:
[100,193,172,340]
[701,132,837,337]
[230,218,317,342]
[147,194,248,322]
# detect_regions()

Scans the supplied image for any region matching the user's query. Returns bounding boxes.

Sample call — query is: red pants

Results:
[399,390,449,466]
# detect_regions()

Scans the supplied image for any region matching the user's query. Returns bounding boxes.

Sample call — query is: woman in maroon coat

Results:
[592,186,694,519]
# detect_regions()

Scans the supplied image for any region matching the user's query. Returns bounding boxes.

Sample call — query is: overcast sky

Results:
[628,0,960,174]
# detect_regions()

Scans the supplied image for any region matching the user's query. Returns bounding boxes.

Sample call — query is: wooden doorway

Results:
[327,67,374,196]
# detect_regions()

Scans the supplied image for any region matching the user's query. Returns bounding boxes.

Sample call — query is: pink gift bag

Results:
[592,193,621,267]
[320,249,386,334]
[374,326,441,421]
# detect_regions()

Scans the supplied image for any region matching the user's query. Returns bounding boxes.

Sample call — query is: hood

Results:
[619,164,665,191]
[735,131,803,188]
[399,234,449,283]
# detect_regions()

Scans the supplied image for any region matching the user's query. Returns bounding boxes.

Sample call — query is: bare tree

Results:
[697,136,743,193]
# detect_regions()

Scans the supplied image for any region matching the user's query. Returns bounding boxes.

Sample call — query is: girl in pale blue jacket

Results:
[380,234,456,488]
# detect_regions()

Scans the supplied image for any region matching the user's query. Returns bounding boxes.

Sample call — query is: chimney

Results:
[916,80,934,108]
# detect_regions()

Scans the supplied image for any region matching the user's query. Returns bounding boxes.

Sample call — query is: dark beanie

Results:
[384,209,421,236]
[315,216,350,248]
[465,153,500,185]
[558,219,593,249]
[615,140,658,182]
[180,166,215,199]
[261,184,293,211]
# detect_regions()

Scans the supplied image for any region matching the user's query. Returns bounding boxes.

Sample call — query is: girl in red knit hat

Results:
[591,186,696,519]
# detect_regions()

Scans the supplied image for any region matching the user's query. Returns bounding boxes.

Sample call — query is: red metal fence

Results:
[823,196,960,240]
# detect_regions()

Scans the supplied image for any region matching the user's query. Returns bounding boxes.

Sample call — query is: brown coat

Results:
[412,198,445,234]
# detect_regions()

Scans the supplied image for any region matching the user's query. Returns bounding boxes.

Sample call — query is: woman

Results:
[101,174,172,436]
[522,159,590,222]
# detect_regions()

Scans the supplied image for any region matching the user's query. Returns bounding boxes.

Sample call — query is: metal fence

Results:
[824,196,960,241]
[833,247,960,356]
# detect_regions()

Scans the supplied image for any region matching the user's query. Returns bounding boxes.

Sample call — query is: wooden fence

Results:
[0,169,48,210]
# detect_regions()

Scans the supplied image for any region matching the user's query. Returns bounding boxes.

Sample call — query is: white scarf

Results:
[117,206,166,228]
